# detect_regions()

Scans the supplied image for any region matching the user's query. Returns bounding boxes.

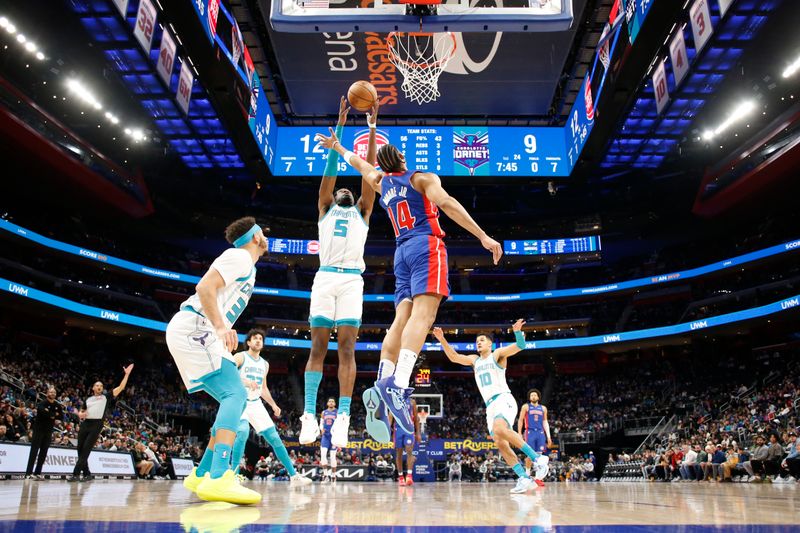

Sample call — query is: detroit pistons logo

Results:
[307,240,320,254]
[584,80,595,122]
[208,0,219,39]
[353,129,390,162]
[453,130,490,176]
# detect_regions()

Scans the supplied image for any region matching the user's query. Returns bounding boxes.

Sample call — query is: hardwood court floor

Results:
[1,479,799,532]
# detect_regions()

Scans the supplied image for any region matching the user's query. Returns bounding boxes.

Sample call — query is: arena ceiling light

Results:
[66,79,102,110]
[783,55,800,78]
[702,100,756,141]
[1,15,45,60]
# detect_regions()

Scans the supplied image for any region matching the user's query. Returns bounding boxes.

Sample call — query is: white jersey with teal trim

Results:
[238,352,269,401]
[318,205,368,272]
[180,248,255,329]
[473,353,511,404]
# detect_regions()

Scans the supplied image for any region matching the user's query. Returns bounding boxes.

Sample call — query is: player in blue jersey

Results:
[319,398,339,483]
[389,397,420,486]
[517,389,552,485]
[316,126,502,442]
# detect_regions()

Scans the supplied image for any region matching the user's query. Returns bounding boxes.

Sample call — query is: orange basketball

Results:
[347,80,378,112]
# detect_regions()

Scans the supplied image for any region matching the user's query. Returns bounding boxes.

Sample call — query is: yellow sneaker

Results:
[179,501,261,533]
[197,470,262,505]
[183,468,207,494]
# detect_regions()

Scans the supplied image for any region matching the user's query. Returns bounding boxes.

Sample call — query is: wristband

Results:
[514,330,526,350]
[368,123,377,130]
[342,150,356,165]
[323,124,345,177]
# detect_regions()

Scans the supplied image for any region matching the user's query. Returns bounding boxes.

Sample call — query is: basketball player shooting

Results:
[315,114,502,443]
[299,96,377,449]
[433,320,547,494]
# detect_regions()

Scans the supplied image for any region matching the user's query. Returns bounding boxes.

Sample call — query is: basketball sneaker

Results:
[298,412,320,445]
[405,474,414,486]
[196,470,262,505]
[331,414,350,448]
[398,475,406,486]
[510,477,535,494]
[183,467,207,494]
[362,387,391,443]
[374,376,414,434]
[290,474,312,488]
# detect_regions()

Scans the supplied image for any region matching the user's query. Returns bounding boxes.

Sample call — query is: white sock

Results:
[394,349,417,388]
[377,359,396,380]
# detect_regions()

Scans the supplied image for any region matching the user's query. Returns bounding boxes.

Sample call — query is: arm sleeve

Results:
[210,249,252,286]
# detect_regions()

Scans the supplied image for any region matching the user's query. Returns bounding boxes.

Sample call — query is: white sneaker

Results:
[321,475,330,485]
[331,414,350,448]
[299,412,320,445]
[290,474,312,488]
[510,477,534,494]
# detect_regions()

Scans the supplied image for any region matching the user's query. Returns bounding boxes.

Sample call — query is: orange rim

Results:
[386,32,457,70]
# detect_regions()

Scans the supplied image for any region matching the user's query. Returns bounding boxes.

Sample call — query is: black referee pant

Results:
[73,419,103,477]
[25,425,53,475]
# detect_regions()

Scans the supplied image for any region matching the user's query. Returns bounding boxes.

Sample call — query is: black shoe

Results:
[67,476,80,482]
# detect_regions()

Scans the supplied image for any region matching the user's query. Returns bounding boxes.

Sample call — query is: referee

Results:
[68,364,133,482]
[25,386,64,480]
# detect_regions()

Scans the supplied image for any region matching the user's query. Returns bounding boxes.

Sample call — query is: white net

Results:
[387,32,456,105]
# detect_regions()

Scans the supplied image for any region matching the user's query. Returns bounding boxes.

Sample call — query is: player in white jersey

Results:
[229,328,312,488]
[165,216,266,505]
[433,320,547,494]
[299,98,377,448]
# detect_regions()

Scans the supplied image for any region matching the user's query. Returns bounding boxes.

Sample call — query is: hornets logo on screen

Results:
[453,129,490,176]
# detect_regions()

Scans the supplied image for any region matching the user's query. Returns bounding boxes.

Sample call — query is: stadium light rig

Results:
[701,100,755,141]
[783,54,800,78]
[1,15,45,60]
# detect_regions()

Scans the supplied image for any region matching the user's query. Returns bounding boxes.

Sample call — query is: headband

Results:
[233,224,261,248]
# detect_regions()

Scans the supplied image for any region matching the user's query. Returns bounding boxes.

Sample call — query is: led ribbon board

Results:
[2,277,798,350]
[2,219,798,303]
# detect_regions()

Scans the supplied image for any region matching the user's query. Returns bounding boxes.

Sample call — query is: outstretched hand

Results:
[511,319,526,332]
[123,364,134,375]
[480,235,503,265]
[337,96,351,126]
[366,102,380,126]
[432,327,445,342]
[315,128,339,150]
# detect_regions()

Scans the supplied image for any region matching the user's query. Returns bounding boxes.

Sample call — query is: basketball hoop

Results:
[387,32,456,105]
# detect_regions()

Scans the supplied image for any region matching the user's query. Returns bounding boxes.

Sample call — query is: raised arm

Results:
[357,103,379,223]
[316,128,384,193]
[319,97,350,216]
[260,375,281,417]
[494,320,527,362]
[432,327,476,367]
[112,364,134,397]
[195,269,238,352]
[413,173,503,265]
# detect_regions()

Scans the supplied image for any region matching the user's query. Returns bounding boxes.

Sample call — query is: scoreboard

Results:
[273,126,570,177]
[504,236,601,256]
[267,238,318,255]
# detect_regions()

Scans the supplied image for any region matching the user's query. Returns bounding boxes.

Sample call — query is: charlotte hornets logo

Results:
[453,129,490,176]
[189,331,211,347]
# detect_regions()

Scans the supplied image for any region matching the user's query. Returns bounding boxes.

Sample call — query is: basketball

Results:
[347,80,378,112]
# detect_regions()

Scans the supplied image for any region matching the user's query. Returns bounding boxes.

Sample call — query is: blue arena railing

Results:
[2,276,798,351]
[2,218,799,303]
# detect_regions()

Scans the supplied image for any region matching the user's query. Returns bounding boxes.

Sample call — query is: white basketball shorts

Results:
[309,270,363,328]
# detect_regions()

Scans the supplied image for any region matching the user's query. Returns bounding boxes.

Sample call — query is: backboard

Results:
[269,0,573,34]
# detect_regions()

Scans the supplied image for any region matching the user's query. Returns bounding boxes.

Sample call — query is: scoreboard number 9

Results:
[523,134,537,154]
